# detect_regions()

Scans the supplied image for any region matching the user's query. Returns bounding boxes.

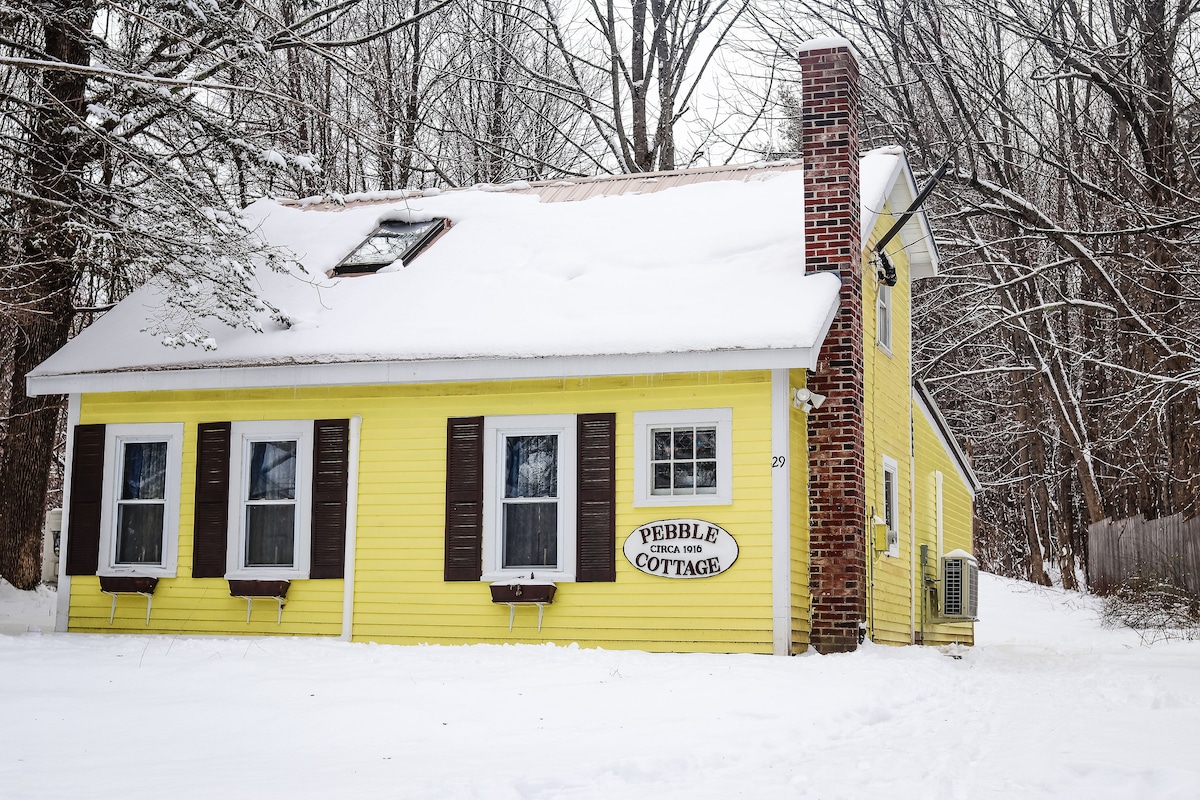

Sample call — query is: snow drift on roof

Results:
[32,152,910,381]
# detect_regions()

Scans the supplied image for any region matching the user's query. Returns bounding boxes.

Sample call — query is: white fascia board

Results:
[888,158,940,280]
[27,346,822,396]
[912,383,981,496]
[862,154,941,280]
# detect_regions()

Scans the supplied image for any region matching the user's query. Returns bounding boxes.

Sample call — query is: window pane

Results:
[652,430,672,461]
[504,435,558,498]
[341,220,441,267]
[245,505,296,567]
[673,462,695,491]
[696,460,717,490]
[695,428,716,459]
[884,471,896,528]
[653,463,673,492]
[115,504,164,564]
[121,441,167,500]
[673,429,694,460]
[248,441,297,501]
[503,502,558,568]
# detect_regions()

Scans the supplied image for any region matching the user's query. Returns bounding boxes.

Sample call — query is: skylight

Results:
[333,218,447,275]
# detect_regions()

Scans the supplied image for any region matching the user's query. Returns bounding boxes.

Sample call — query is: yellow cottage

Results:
[29,42,979,654]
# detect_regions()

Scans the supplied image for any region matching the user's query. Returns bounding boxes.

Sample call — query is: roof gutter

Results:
[27,346,826,396]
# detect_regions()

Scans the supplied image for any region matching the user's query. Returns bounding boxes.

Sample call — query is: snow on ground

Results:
[1,574,1198,799]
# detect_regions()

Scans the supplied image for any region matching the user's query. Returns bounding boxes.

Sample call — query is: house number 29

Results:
[772,456,786,468]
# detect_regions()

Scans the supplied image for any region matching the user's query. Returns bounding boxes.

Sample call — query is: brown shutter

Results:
[444,416,484,581]
[64,424,106,576]
[576,413,616,582]
[192,422,231,578]
[310,419,350,579]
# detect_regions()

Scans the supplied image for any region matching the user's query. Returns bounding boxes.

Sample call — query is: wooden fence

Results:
[1088,513,1200,594]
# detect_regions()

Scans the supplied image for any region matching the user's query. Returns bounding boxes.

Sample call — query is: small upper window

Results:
[333,218,447,275]
[633,409,733,506]
[651,425,718,497]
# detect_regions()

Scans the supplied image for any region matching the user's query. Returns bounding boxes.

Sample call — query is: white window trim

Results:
[97,423,184,578]
[882,455,900,558]
[481,414,577,582]
[934,470,945,558]
[225,420,314,581]
[633,408,733,507]
[877,282,893,355]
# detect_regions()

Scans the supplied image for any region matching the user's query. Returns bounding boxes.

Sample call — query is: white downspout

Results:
[55,393,81,633]
[340,414,363,642]
[771,369,792,656]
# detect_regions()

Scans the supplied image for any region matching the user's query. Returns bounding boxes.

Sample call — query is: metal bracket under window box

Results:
[228,580,290,625]
[490,580,556,632]
[99,576,158,626]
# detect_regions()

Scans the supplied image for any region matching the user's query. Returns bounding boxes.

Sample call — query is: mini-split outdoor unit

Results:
[939,549,979,621]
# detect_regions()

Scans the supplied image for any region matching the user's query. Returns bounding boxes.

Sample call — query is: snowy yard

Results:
[1,575,1198,799]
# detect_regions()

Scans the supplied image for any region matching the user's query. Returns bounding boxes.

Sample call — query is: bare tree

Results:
[0,0,435,589]
[763,0,1200,585]
[540,0,752,173]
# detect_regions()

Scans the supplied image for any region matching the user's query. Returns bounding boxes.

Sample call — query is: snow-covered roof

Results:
[29,149,920,395]
[860,147,939,278]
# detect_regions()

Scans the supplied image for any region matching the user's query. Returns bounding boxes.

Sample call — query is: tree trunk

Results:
[0,2,94,589]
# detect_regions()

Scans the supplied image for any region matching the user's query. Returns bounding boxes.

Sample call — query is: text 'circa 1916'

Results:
[622,519,739,579]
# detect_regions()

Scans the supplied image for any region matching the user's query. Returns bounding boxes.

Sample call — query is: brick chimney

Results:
[798,40,867,654]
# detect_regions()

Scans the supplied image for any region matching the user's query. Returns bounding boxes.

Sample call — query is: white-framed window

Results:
[98,424,184,577]
[882,455,900,557]
[225,420,314,580]
[482,415,576,581]
[877,282,893,353]
[633,408,733,506]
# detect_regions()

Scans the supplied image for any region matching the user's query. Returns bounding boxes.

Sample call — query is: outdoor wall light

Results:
[793,387,827,413]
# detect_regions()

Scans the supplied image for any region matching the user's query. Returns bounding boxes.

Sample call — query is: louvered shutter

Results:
[64,424,105,575]
[191,422,231,578]
[444,416,484,581]
[310,419,350,579]
[576,413,616,582]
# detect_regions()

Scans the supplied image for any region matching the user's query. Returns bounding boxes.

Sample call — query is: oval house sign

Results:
[623,519,739,579]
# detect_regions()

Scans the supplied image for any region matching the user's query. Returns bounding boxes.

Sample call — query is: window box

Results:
[98,575,159,626]
[489,579,557,604]
[228,580,291,599]
[228,580,291,625]
[99,575,159,595]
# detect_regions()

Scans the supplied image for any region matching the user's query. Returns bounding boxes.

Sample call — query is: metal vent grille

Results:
[966,559,979,618]
[944,557,964,616]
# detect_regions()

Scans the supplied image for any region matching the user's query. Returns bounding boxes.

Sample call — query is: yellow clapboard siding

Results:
[74,371,777,651]
[863,206,919,646]
[912,397,976,646]
[67,575,344,635]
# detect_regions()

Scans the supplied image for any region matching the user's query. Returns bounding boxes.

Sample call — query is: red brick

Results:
[803,43,866,656]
